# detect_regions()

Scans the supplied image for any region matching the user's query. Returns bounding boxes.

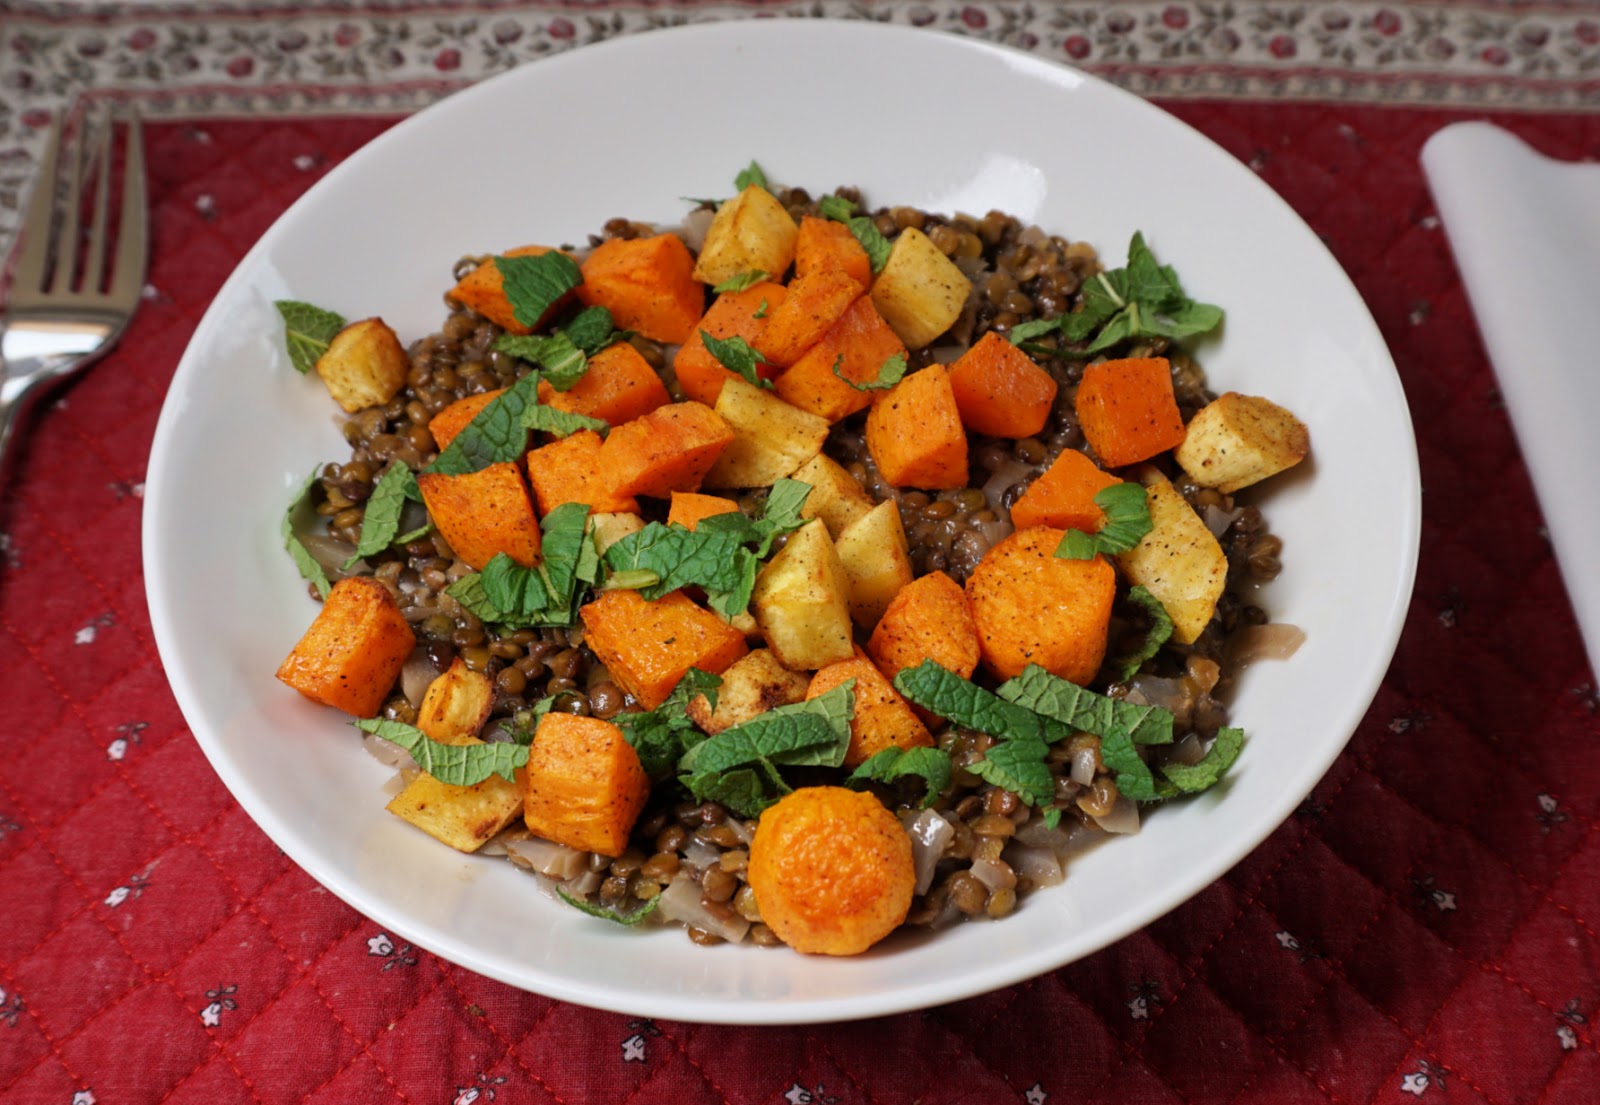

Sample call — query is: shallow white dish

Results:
[144,20,1419,1024]
[1422,123,1600,681]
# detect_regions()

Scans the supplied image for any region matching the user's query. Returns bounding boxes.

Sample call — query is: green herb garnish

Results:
[557,887,661,926]
[343,462,422,570]
[614,668,723,778]
[967,738,1059,825]
[1055,482,1154,560]
[847,746,953,808]
[699,331,774,391]
[996,664,1173,747]
[818,195,893,274]
[496,306,624,392]
[832,352,907,392]
[713,270,770,294]
[734,161,770,191]
[754,299,769,319]
[444,504,595,628]
[282,469,332,598]
[495,251,583,330]
[892,660,1066,744]
[524,405,609,439]
[424,369,542,475]
[275,300,345,375]
[1111,586,1174,680]
[354,717,527,786]
[1159,727,1244,793]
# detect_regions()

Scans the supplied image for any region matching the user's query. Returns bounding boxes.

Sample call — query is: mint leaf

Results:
[816,195,893,274]
[1055,482,1153,560]
[1098,729,1170,802]
[833,352,907,392]
[275,300,345,375]
[496,333,588,391]
[562,306,620,354]
[282,469,332,598]
[682,765,784,818]
[754,299,769,320]
[354,718,528,785]
[818,195,857,221]
[1159,727,1243,793]
[343,462,420,569]
[753,478,812,553]
[734,160,769,191]
[700,331,773,390]
[495,252,583,330]
[1006,317,1062,347]
[968,738,1056,810]
[847,746,952,808]
[425,369,541,475]
[557,887,661,926]
[479,552,553,620]
[394,522,433,545]
[713,270,769,294]
[678,682,855,776]
[615,668,723,777]
[523,404,609,439]
[446,504,593,629]
[997,664,1173,746]
[1111,585,1174,680]
[893,660,1066,744]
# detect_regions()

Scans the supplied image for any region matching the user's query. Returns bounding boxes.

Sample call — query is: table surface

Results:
[2,3,1598,1104]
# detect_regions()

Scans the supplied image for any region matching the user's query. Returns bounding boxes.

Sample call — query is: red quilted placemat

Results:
[0,103,1596,1105]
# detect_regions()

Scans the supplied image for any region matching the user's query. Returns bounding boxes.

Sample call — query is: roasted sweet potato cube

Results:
[672,282,787,407]
[866,570,979,683]
[870,227,972,349]
[315,317,408,413]
[598,401,734,499]
[947,332,1059,439]
[792,452,875,538]
[416,659,495,744]
[692,185,800,287]
[276,577,414,718]
[757,270,864,369]
[795,215,873,289]
[580,589,749,709]
[522,714,650,857]
[1174,392,1310,493]
[775,297,907,424]
[751,519,855,671]
[428,388,503,452]
[703,377,829,489]
[578,233,704,345]
[416,461,542,571]
[536,341,670,429]
[449,245,576,335]
[667,492,741,531]
[387,758,524,853]
[865,365,969,490]
[685,648,810,736]
[1075,357,1186,468]
[1009,449,1122,532]
[808,650,932,768]
[526,430,639,515]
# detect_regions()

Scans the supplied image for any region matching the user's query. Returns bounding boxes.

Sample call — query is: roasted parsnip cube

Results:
[792,452,875,538]
[685,649,810,735]
[692,185,800,287]
[589,511,647,555]
[1175,392,1310,493]
[869,227,973,349]
[385,749,523,853]
[703,378,830,489]
[833,500,914,630]
[1114,468,1228,645]
[751,519,855,670]
[416,659,494,744]
[315,317,408,413]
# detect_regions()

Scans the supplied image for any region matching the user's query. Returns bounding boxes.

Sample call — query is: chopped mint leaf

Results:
[967,737,1056,810]
[394,522,434,545]
[557,887,661,926]
[275,300,345,375]
[682,196,722,208]
[753,478,812,553]
[601,568,661,592]
[1098,728,1170,802]
[1111,585,1174,680]
[496,332,588,391]
[893,660,1066,744]
[713,270,770,294]
[562,306,620,355]
[682,764,784,818]
[495,251,583,330]
[833,352,907,392]
[444,573,504,625]
[445,504,592,629]
[700,331,773,391]
[1055,482,1153,560]
[675,684,856,814]
[734,160,770,191]
[479,552,553,621]
[997,664,1173,746]
[1159,727,1243,793]
[818,196,892,274]
[343,463,419,569]
[353,717,528,785]
[614,668,723,777]
[818,195,857,221]
[847,746,952,808]
[282,469,332,598]
[1006,317,1061,347]
[425,369,542,475]
[524,404,609,439]
[754,298,769,320]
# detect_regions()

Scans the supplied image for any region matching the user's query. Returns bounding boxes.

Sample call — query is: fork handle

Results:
[0,357,55,487]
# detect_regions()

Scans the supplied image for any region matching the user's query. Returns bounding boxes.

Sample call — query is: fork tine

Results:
[108,110,147,308]
[45,118,85,297]
[81,113,113,297]
[10,118,62,295]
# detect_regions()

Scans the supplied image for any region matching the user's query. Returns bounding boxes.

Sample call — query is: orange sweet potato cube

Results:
[428,388,503,451]
[276,577,414,718]
[1075,357,1186,468]
[598,401,734,499]
[536,342,669,429]
[775,296,907,424]
[795,215,873,289]
[865,570,980,683]
[667,491,741,530]
[1009,449,1122,532]
[672,282,787,407]
[757,269,863,369]
[450,245,576,335]
[522,713,651,857]
[808,650,932,768]
[580,589,749,709]
[864,365,969,490]
[947,332,1059,438]
[526,430,640,515]
[577,233,705,345]
[416,461,542,570]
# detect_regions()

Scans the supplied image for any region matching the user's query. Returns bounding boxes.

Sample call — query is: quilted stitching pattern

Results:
[0,105,1596,1103]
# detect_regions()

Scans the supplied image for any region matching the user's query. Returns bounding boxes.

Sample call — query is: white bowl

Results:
[144,20,1419,1024]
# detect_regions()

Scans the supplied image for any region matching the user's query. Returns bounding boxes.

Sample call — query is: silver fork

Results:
[0,110,147,474]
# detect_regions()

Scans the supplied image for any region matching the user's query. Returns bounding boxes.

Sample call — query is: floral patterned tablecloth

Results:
[1,3,1598,1103]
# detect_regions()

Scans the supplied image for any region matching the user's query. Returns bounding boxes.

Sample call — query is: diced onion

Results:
[1124,673,1188,714]
[1230,623,1307,664]
[563,870,603,897]
[1013,817,1071,851]
[504,837,590,880]
[1091,796,1141,835]
[1170,732,1207,766]
[1071,748,1098,786]
[905,809,955,896]
[363,731,417,771]
[298,533,363,577]
[970,857,1018,892]
[683,839,721,871]
[658,875,751,943]
[1004,844,1064,888]
[679,207,716,253]
[400,652,438,708]
[1202,503,1243,538]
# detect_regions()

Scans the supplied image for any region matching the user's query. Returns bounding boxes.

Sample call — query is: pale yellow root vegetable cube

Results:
[792,452,875,538]
[752,519,855,670]
[870,227,973,349]
[1114,468,1228,644]
[416,659,494,744]
[589,511,647,555]
[703,377,830,489]
[386,748,523,853]
[692,186,800,287]
[730,610,761,639]
[315,317,408,413]
[833,500,914,630]
[685,648,811,735]
[1174,392,1310,494]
